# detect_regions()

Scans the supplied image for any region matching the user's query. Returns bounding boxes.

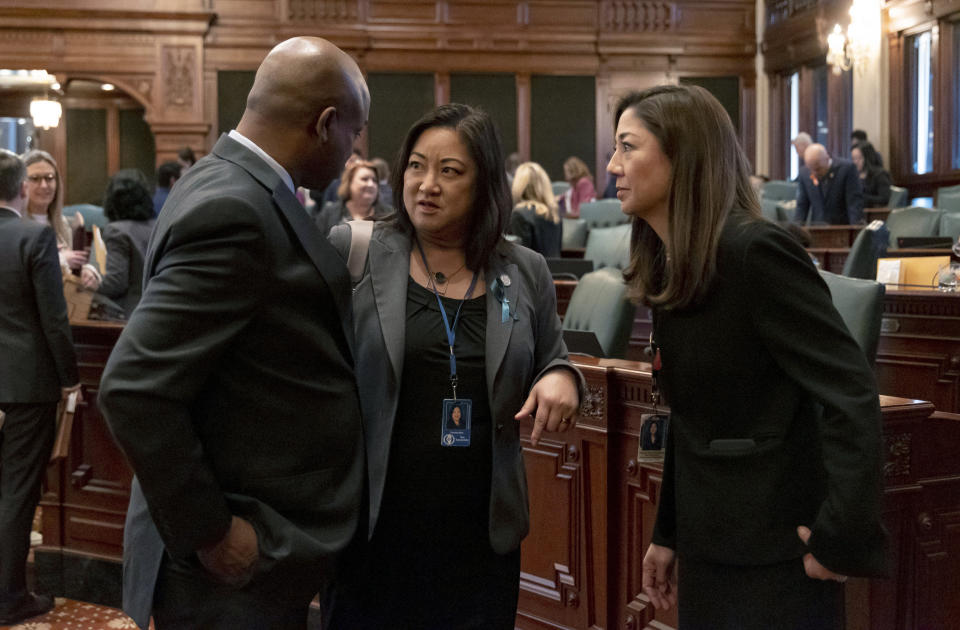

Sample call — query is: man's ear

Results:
[315,106,337,143]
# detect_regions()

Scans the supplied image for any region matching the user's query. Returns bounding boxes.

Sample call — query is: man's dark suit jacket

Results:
[650,216,887,579]
[99,135,365,629]
[795,158,864,224]
[0,208,78,403]
[95,219,155,317]
[330,222,582,554]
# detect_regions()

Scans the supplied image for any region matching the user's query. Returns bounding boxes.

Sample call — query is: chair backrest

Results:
[887,185,909,209]
[818,270,885,364]
[552,181,571,197]
[936,183,960,203]
[579,199,627,230]
[584,223,631,270]
[939,212,960,241]
[561,217,588,249]
[63,204,107,231]
[760,198,781,222]
[562,267,637,359]
[761,179,798,202]
[885,206,943,248]
[937,192,960,213]
[842,220,888,279]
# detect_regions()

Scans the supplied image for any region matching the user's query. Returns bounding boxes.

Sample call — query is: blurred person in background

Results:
[562,156,596,217]
[509,161,561,257]
[81,169,156,317]
[22,150,87,273]
[314,159,392,236]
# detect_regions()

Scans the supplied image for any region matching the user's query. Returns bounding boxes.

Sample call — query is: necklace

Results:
[434,262,466,285]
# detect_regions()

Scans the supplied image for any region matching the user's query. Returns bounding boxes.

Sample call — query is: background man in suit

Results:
[796,143,864,224]
[0,149,81,625]
[99,36,370,629]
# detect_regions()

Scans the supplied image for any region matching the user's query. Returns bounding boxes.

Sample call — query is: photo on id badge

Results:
[441,399,472,447]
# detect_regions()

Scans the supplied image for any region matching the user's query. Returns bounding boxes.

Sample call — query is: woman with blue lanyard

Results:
[327,103,582,629]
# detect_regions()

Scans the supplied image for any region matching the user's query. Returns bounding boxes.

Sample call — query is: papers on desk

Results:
[50,391,79,462]
[92,225,107,275]
[877,255,951,289]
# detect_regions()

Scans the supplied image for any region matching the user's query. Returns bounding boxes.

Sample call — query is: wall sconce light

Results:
[30,98,62,130]
[827,0,881,75]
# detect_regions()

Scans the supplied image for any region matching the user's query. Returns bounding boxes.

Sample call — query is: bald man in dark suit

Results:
[99,37,370,629]
[0,149,80,625]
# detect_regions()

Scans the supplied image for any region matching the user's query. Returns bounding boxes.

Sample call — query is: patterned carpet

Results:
[0,598,145,630]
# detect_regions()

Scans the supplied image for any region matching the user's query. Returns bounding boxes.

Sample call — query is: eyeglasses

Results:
[27,174,57,184]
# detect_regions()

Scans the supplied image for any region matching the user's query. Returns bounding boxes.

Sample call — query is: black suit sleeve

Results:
[795,178,810,223]
[31,227,78,387]
[100,198,268,557]
[97,224,131,300]
[742,227,887,577]
[843,164,865,224]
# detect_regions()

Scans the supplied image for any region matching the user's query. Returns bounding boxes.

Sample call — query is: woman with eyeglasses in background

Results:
[22,150,87,272]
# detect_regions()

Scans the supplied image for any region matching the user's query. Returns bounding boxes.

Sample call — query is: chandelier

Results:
[30,98,62,130]
[826,0,881,75]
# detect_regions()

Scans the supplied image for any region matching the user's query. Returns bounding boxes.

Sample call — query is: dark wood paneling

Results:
[450,73,518,157]
[216,70,255,137]
[367,72,436,167]
[118,108,156,182]
[531,75,596,182]
[65,108,108,205]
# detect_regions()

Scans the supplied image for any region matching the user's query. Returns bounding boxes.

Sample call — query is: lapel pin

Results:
[500,273,511,287]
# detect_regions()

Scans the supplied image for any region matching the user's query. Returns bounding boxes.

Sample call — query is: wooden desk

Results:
[517,362,960,630]
[39,324,960,629]
[809,248,958,275]
[806,225,863,248]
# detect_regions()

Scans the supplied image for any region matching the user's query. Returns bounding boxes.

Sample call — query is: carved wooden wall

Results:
[1,0,756,179]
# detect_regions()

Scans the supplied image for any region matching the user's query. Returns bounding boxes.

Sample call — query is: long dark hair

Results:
[616,85,762,309]
[855,141,884,174]
[391,103,511,272]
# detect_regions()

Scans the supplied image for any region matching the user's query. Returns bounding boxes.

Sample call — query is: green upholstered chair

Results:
[760,198,781,222]
[887,185,908,209]
[937,192,960,213]
[939,212,960,240]
[936,183,960,202]
[819,270,885,364]
[552,181,570,197]
[584,223,631,270]
[885,206,943,248]
[561,217,588,249]
[562,267,636,359]
[579,199,628,230]
[63,204,107,231]
[761,180,798,202]
[842,221,886,279]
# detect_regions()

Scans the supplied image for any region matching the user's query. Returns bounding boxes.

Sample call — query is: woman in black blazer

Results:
[509,161,562,257]
[327,104,581,629]
[607,85,887,629]
[851,141,893,207]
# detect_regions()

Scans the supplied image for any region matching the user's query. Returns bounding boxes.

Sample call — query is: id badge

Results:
[637,413,669,461]
[441,398,472,447]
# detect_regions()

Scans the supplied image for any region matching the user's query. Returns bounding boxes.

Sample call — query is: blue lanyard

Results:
[416,241,479,398]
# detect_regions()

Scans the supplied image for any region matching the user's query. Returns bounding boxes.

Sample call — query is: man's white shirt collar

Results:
[0,205,21,217]
[228,130,296,195]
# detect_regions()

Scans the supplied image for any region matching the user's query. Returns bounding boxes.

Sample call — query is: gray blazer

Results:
[330,221,581,554]
[96,218,155,316]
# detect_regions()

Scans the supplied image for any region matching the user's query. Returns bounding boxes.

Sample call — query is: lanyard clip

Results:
[450,374,459,399]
